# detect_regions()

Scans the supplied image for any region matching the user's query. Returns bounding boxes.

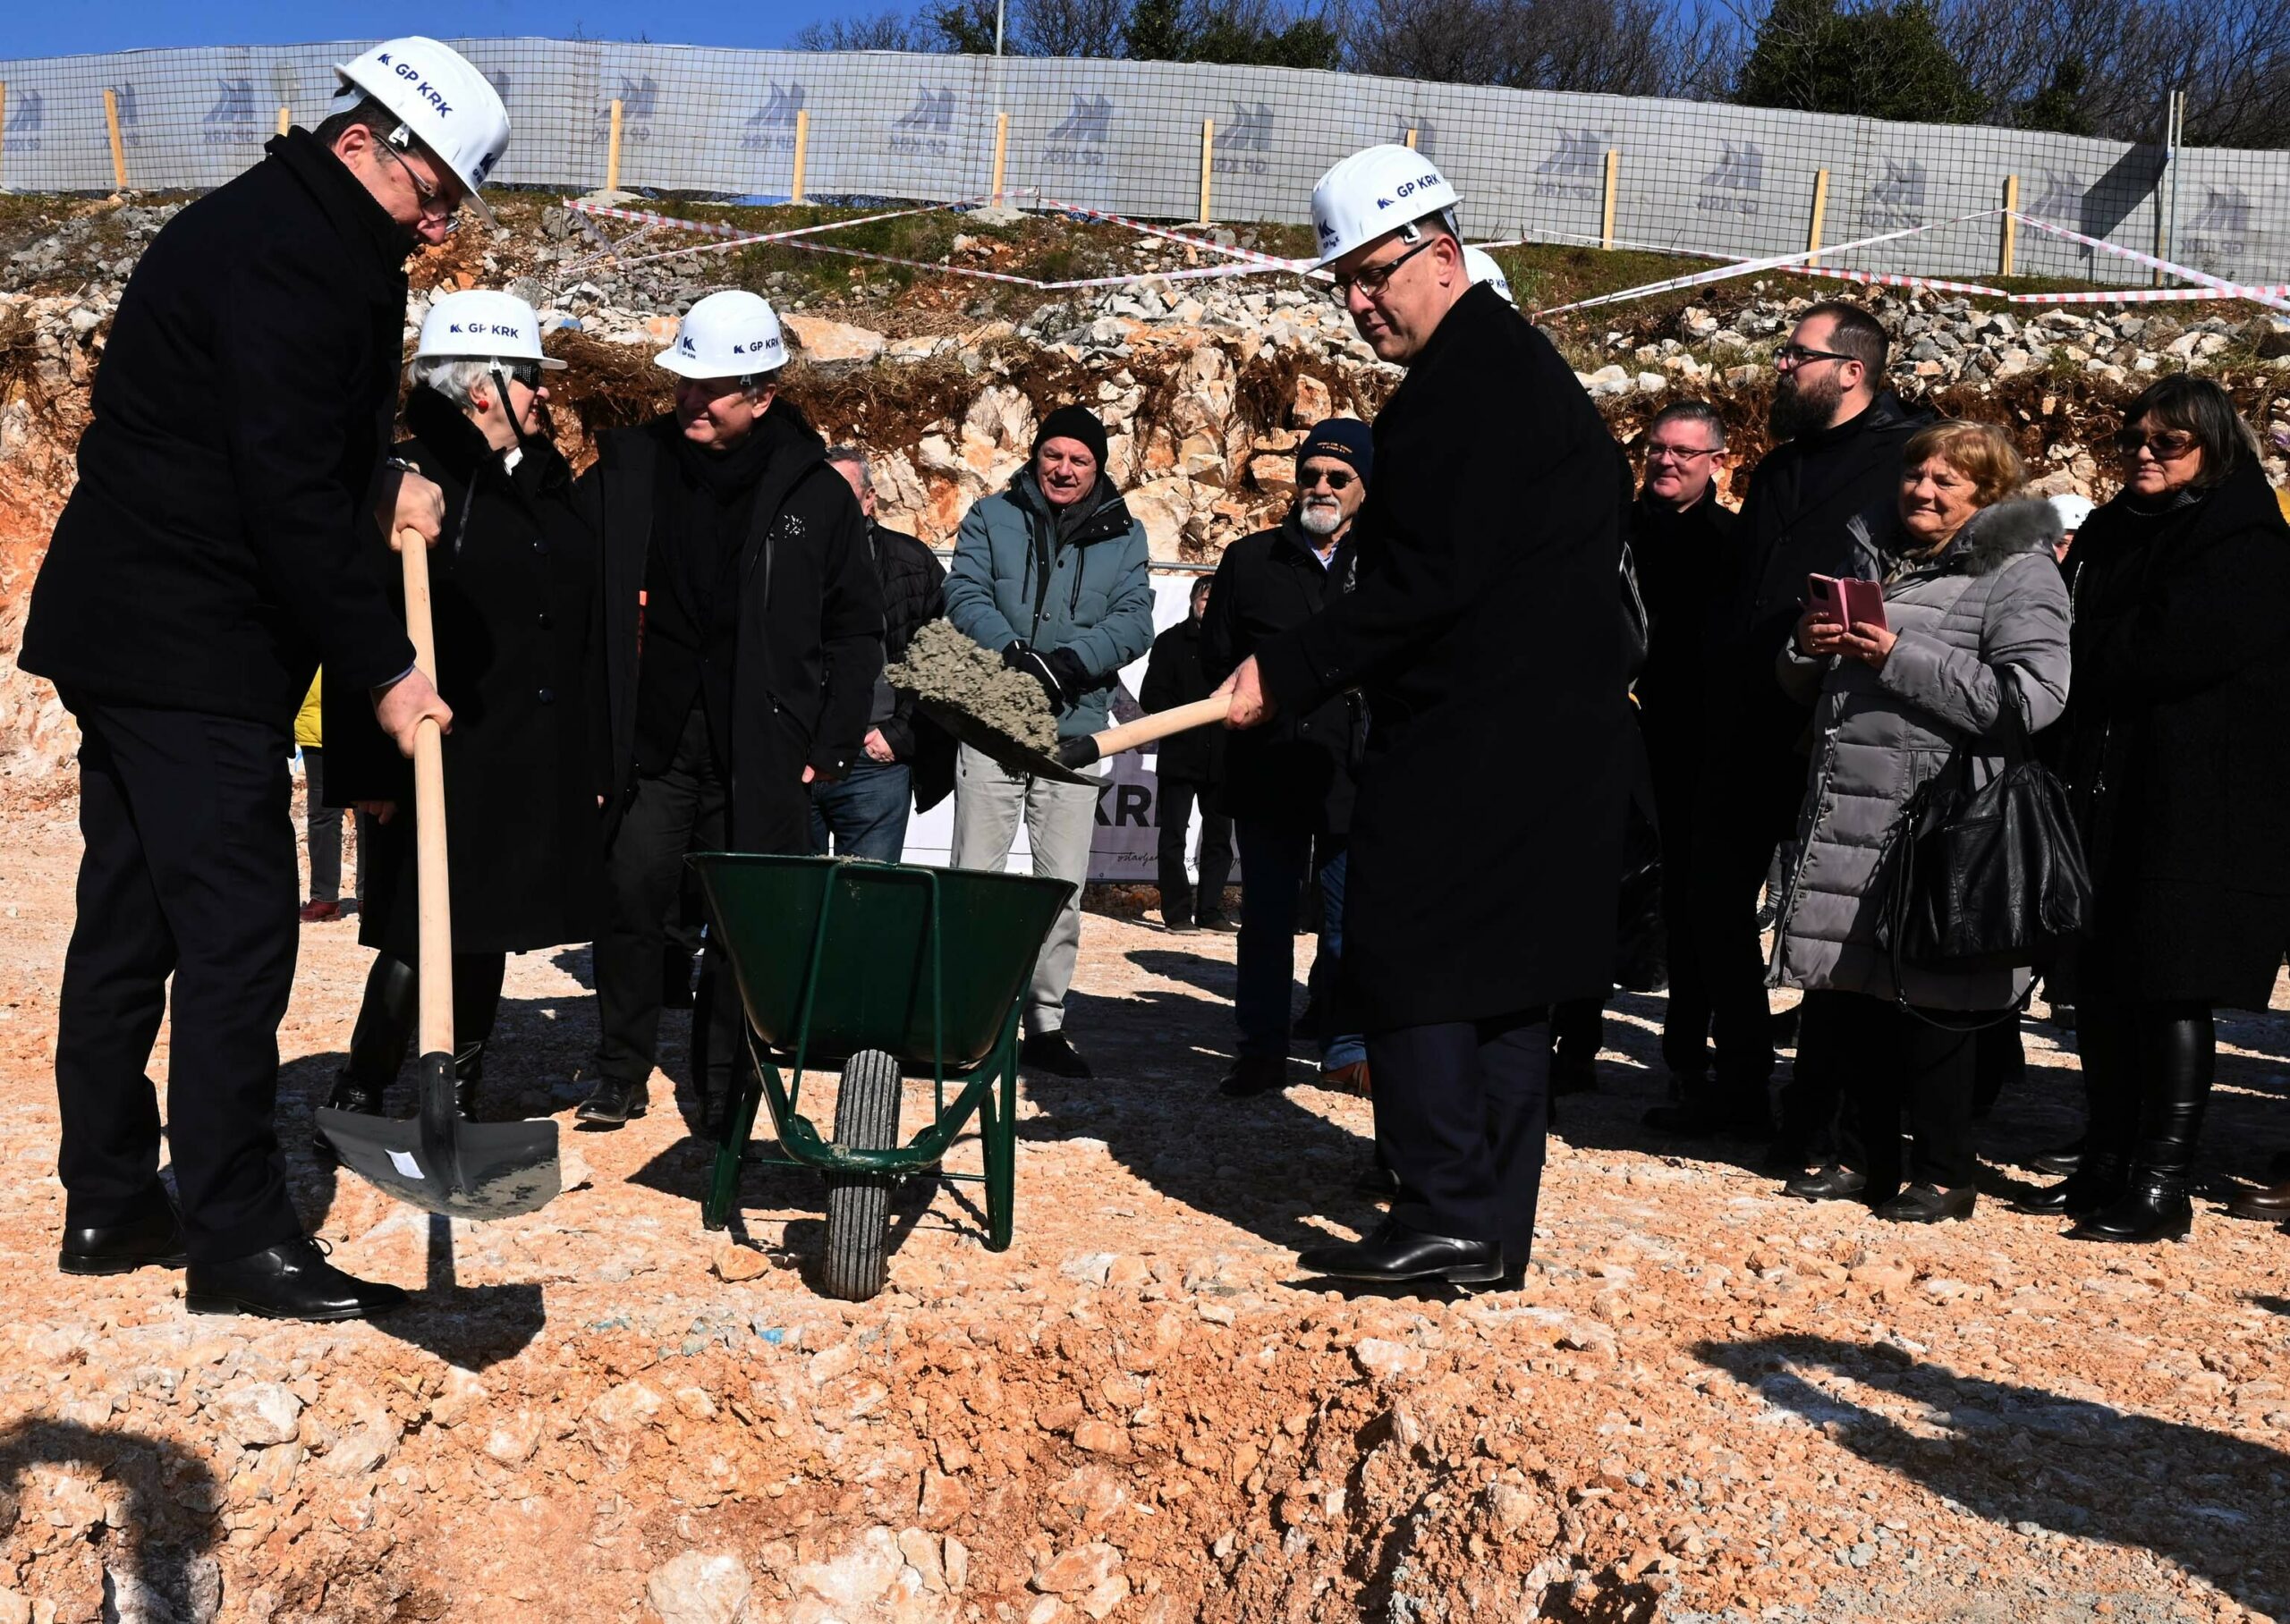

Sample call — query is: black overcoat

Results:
[323,389,606,960]
[1253,285,1629,1030]
[2059,457,2290,1007]
[22,129,415,722]
[582,410,884,854]
[1201,517,1361,833]
[1139,616,1226,785]
[869,520,954,811]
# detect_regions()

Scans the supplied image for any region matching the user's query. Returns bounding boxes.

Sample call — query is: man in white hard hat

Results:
[2048,492,2094,564]
[576,290,885,1129]
[21,38,510,1320]
[1218,145,1630,1288]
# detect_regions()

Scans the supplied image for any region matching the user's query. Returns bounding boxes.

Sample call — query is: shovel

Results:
[314,527,563,1220]
[912,692,1234,787]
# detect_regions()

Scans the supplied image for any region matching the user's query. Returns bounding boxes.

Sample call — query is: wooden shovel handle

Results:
[1085,693,1233,761]
[399,527,454,1058]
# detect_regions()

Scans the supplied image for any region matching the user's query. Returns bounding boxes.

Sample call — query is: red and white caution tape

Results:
[1031,194,1310,273]
[1778,264,2011,298]
[2006,284,2284,305]
[1531,209,2009,318]
[2009,212,2290,313]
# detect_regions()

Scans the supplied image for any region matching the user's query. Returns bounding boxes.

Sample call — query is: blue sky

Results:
[7,1,862,60]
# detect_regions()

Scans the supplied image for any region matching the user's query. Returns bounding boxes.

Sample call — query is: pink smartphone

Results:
[1807,574,1888,633]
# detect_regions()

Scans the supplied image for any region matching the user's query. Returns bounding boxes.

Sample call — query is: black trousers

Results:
[344,951,507,1086]
[1551,997,1603,1076]
[55,700,304,1263]
[1801,989,1980,1191]
[1644,726,1718,1078]
[1368,1008,1551,1266]
[1681,795,1780,1104]
[596,706,736,1095]
[302,745,348,902]
[1155,776,1233,925]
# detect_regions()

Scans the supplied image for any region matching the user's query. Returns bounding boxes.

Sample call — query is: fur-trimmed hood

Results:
[1945,496,2064,577]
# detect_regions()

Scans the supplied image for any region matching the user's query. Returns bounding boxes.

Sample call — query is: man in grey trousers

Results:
[945,405,1155,1078]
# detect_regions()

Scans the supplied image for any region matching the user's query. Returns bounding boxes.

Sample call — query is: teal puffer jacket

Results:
[944,471,1157,740]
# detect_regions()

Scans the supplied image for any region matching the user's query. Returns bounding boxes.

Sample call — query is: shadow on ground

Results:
[0,1418,222,1620]
[1696,1333,2290,1617]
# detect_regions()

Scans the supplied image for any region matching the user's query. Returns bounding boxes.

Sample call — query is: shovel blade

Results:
[913,698,1093,786]
[317,1109,563,1221]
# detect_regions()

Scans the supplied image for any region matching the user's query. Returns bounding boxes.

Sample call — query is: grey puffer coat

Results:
[1768,497,2073,1010]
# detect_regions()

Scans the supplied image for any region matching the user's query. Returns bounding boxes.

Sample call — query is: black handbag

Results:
[1880,748,2093,984]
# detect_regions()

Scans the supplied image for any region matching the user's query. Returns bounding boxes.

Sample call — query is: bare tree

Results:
[794,9,932,48]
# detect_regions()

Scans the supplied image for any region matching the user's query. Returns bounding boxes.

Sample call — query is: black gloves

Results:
[1003,640,1091,714]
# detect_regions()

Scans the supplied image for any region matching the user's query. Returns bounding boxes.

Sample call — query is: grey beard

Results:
[1298,499,1345,537]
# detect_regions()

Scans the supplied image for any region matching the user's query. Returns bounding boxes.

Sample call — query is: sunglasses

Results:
[1328,237,1436,303]
[1773,343,1858,369]
[2115,427,2199,459]
[495,359,543,389]
[1300,468,1357,491]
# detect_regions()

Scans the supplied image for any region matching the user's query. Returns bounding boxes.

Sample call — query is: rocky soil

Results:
[4,195,2290,1620]
[0,783,2288,1623]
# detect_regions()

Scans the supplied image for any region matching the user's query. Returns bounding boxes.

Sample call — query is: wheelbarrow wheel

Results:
[820,1049,903,1302]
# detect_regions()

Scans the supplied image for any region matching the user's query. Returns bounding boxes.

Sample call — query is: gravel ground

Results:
[2,781,2288,1623]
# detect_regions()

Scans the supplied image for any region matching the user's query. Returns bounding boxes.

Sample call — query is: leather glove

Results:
[1041,647,1090,706]
[1002,640,1068,711]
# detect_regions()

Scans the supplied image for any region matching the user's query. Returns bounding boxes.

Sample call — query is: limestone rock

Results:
[646,1551,751,1624]
[215,1383,302,1448]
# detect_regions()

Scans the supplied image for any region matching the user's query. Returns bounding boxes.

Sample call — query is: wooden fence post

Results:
[790,108,810,204]
[1807,168,1829,258]
[0,84,8,190]
[1403,126,1418,150]
[1197,118,1214,224]
[990,111,1009,207]
[605,98,624,193]
[1599,148,1619,250]
[276,105,291,137]
[1999,173,2019,277]
[104,89,129,193]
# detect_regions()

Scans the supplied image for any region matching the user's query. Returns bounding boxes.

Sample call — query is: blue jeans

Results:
[1234,821,1363,1066]
[808,760,912,863]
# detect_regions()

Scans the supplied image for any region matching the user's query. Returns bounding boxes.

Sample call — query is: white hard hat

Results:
[1310,144,1462,268]
[335,37,512,226]
[415,290,564,368]
[2048,492,2096,532]
[657,291,787,380]
[1463,245,1514,304]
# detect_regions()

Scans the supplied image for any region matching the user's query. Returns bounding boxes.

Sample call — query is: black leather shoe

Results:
[1642,1099,1770,1139]
[576,1078,650,1126]
[2016,1155,2125,1216]
[2069,1179,2192,1243]
[1297,1218,1504,1285]
[1161,914,1200,935]
[1197,916,1238,935]
[1783,1165,1875,1203]
[1218,1054,1289,1098]
[185,1236,408,1322]
[2031,1136,2087,1177]
[58,1202,187,1276]
[1021,1030,1092,1078]
[1876,1183,1976,1223]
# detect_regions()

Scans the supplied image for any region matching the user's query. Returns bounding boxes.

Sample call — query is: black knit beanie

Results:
[1034,403,1110,469]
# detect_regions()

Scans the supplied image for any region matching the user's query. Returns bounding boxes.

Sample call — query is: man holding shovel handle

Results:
[22,39,511,1321]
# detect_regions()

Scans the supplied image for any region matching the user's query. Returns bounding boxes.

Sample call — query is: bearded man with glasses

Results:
[1643,300,1934,1156]
[1200,419,1376,1100]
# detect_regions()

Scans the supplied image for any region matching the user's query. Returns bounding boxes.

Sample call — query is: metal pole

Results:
[995,0,1005,55]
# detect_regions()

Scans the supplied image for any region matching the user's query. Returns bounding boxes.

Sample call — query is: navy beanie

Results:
[1034,404,1110,469]
[1296,418,1372,486]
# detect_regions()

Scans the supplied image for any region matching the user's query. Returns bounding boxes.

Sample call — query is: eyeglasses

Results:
[1773,343,1859,370]
[1300,467,1357,491]
[2115,427,2199,460]
[1645,442,1718,462]
[1328,237,1436,303]
[378,138,457,223]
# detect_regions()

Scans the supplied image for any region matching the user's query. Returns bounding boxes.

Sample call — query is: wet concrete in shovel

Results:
[886,618,1061,754]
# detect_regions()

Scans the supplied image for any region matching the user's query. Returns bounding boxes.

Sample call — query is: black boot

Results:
[454,1041,487,1121]
[2018,1152,2127,1215]
[315,953,420,1159]
[2071,1003,2212,1245]
[2031,1135,2087,1177]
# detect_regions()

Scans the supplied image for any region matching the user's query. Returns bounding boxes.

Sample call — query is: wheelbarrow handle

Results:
[398,526,455,1060]
[1058,692,1233,770]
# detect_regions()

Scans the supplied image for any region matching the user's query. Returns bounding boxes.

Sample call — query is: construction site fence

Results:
[1,38,2284,291]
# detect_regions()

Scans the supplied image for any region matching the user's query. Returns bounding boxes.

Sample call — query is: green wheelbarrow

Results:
[691,853,1072,1301]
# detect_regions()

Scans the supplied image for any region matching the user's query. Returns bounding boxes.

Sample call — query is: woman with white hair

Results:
[316,291,602,1145]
